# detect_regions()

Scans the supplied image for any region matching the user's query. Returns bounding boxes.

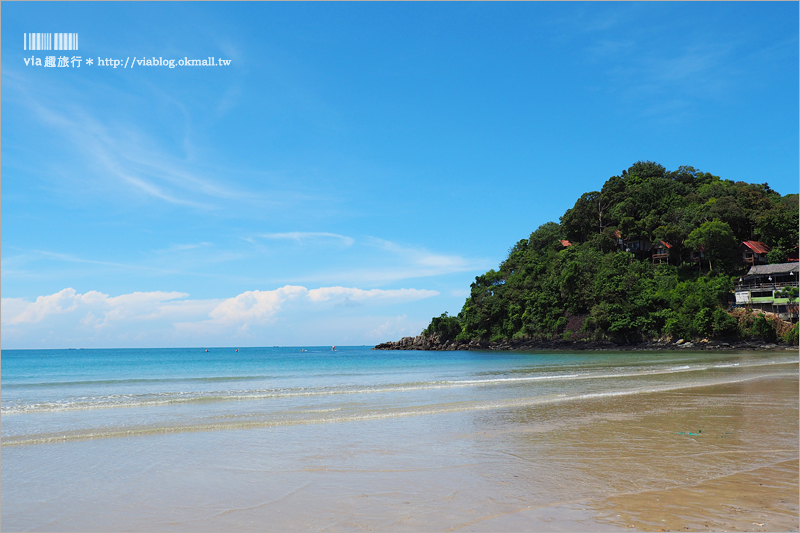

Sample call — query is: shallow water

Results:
[2,347,798,531]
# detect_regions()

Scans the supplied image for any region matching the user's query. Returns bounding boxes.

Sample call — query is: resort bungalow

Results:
[734,263,799,321]
[617,234,652,260]
[739,241,770,266]
[652,241,671,265]
[688,245,705,266]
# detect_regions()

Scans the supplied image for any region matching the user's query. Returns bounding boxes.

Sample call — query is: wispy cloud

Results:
[27,250,185,275]
[259,232,355,247]
[241,235,491,285]
[3,71,263,210]
[26,101,221,208]
[364,314,429,341]
[367,237,489,273]
[164,242,213,252]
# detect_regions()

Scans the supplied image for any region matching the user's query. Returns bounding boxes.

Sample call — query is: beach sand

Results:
[170,374,799,531]
[3,370,797,531]
[593,459,798,532]
[473,375,800,533]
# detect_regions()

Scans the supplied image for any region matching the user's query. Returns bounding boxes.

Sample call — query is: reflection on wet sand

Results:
[470,375,798,532]
[596,459,798,532]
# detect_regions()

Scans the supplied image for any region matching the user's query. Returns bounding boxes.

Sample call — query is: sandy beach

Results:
[457,374,799,532]
[2,348,797,531]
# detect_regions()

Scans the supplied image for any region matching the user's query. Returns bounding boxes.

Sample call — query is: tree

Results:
[767,246,788,264]
[685,221,737,272]
[706,196,749,242]
[666,165,699,185]
[561,192,599,242]
[624,161,666,183]
[754,199,799,250]
[423,312,462,341]
[527,222,563,253]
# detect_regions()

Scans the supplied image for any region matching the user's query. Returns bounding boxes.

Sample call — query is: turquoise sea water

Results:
[2,347,798,531]
[4,346,797,445]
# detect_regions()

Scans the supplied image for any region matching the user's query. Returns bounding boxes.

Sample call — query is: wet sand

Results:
[175,374,799,531]
[593,459,798,532]
[473,374,799,533]
[3,364,797,531]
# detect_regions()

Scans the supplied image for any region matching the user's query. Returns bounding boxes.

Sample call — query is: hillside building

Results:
[734,263,799,322]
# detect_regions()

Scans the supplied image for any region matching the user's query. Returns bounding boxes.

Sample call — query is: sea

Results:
[2,346,798,531]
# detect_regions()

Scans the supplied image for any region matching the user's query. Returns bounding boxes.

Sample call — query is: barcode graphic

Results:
[24,33,78,51]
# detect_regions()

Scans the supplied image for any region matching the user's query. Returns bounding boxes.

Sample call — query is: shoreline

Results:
[373,335,797,352]
[3,352,797,532]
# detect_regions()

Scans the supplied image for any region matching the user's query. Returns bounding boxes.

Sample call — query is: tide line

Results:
[5,359,796,415]
[3,372,792,447]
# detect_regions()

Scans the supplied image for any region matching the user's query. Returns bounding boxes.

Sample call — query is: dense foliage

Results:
[428,162,799,343]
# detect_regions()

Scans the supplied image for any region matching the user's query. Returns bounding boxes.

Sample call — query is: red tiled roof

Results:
[560,240,572,247]
[660,241,672,249]
[742,241,770,254]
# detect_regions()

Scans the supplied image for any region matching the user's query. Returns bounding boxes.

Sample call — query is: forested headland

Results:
[377,162,799,351]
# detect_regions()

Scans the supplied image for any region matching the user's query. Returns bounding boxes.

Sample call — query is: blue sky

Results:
[2,2,798,349]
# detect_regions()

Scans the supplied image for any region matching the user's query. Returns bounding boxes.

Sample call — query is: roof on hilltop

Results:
[746,263,799,276]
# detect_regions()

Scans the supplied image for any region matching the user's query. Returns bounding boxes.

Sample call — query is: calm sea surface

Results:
[2,347,798,531]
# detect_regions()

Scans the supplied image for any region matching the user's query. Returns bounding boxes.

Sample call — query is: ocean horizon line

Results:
[2,344,373,352]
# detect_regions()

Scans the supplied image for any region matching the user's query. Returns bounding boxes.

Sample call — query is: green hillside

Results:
[426,162,799,345]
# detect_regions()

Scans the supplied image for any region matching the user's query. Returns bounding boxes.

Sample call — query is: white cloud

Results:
[208,285,307,324]
[207,285,437,325]
[1,285,440,348]
[2,288,191,327]
[6,288,81,325]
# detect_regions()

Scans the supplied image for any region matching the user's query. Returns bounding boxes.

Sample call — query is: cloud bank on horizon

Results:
[1,2,797,348]
[1,286,437,348]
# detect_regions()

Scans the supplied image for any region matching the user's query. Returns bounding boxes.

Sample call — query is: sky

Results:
[2,2,798,349]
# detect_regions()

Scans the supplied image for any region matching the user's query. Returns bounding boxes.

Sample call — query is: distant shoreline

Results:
[373,335,796,352]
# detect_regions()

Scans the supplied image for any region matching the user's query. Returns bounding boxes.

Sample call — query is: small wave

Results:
[4,359,796,415]
[3,373,790,447]
[1,375,275,389]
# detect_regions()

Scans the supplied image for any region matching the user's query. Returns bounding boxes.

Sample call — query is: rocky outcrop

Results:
[372,335,793,352]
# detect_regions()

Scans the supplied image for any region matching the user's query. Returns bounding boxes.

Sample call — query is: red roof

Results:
[560,240,572,247]
[660,240,672,249]
[742,241,770,254]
